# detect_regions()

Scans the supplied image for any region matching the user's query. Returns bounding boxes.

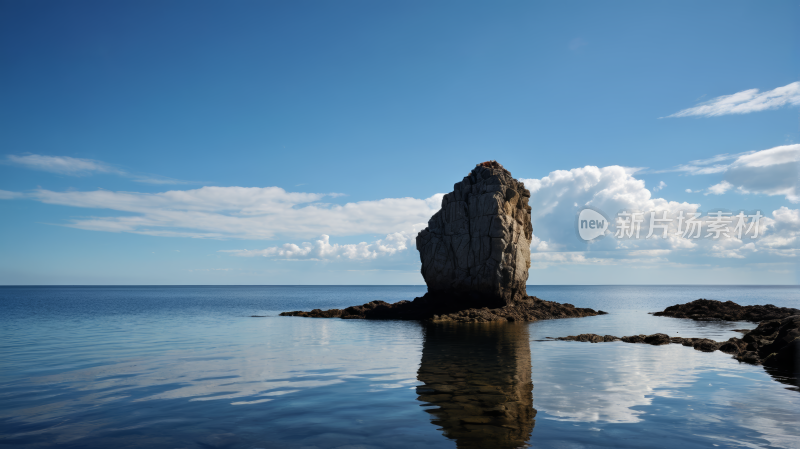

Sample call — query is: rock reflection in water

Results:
[416,323,535,448]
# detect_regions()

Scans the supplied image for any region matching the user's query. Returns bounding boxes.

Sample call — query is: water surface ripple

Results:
[0,285,798,448]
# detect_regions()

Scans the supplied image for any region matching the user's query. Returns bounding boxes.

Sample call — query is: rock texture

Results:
[281,296,605,322]
[653,298,800,322]
[416,161,532,309]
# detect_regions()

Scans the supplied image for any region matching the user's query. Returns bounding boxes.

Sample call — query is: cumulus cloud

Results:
[706,181,733,195]
[652,181,667,192]
[222,231,420,261]
[666,81,800,118]
[5,154,191,184]
[518,165,799,266]
[520,165,699,254]
[0,186,444,241]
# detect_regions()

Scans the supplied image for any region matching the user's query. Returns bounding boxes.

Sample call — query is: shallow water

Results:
[0,285,798,448]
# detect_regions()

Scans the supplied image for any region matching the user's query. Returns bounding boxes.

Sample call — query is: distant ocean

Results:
[1,285,799,448]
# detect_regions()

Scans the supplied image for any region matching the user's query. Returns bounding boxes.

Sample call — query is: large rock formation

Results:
[416,161,532,309]
[281,161,604,322]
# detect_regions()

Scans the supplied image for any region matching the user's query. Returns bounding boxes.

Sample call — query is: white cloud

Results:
[3,163,797,266]
[520,165,699,254]
[722,144,799,203]
[0,190,25,200]
[222,232,419,261]
[656,145,799,203]
[685,189,693,193]
[666,81,800,118]
[706,181,733,195]
[519,165,800,266]
[5,153,191,184]
[0,186,444,241]
[6,154,121,175]
[652,181,667,192]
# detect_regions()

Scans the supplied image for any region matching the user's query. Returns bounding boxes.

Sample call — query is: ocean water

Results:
[0,285,799,449]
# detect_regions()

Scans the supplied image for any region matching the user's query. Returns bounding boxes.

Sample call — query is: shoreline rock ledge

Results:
[281,161,605,322]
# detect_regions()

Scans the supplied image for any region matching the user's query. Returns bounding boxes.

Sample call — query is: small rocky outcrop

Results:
[416,160,532,309]
[429,297,605,323]
[553,314,799,372]
[281,296,605,323]
[653,298,800,322]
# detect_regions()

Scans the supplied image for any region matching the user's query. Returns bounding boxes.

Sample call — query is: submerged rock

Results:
[653,298,800,322]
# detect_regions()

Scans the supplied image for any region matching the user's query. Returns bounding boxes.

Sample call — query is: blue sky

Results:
[1,0,798,285]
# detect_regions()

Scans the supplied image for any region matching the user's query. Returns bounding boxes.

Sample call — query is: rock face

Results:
[416,161,532,309]
[653,298,800,322]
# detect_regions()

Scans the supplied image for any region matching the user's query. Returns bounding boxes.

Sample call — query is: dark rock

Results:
[717,340,741,355]
[692,339,721,352]
[283,296,605,323]
[558,333,669,346]
[644,333,671,345]
[416,160,532,309]
[732,315,800,370]
[431,296,604,323]
[621,335,646,344]
[557,333,604,343]
[653,298,800,323]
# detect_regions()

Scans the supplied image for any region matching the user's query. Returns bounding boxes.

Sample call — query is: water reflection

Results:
[416,323,535,449]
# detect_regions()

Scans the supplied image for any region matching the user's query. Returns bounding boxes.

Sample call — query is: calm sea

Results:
[1,285,799,448]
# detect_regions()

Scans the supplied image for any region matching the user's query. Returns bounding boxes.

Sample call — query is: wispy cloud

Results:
[5,154,193,185]
[651,144,799,203]
[665,81,800,118]
[0,186,444,241]
[723,144,800,203]
[6,154,122,176]
[652,181,667,192]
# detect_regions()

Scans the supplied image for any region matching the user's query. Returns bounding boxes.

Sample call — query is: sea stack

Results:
[281,161,604,321]
[416,161,532,309]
